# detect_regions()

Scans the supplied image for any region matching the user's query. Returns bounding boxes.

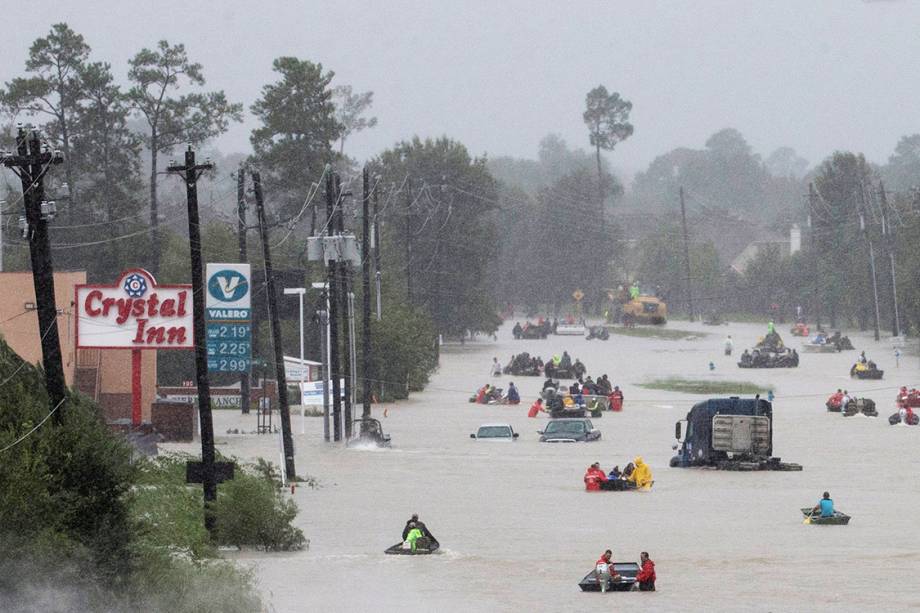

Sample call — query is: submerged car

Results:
[578,562,640,591]
[470,423,519,441]
[538,418,600,443]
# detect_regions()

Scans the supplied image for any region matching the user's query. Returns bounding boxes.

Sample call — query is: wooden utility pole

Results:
[168,146,233,536]
[2,127,66,422]
[325,172,343,441]
[361,168,373,420]
[405,178,413,303]
[237,166,251,414]
[335,174,354,439]
[807,183,821,329]
[679,187,694,321]
[857,184,881,342]
[878,182,900,337]
[373,177,382,320]
[252,171,297,478]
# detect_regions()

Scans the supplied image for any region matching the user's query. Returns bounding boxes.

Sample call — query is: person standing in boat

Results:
[812,492,834,518]
[635,552,656,591]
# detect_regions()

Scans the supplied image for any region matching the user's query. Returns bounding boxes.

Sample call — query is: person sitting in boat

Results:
[584,463,608,491]
[608,465,621,480]
[402,514,430,540]
[560,351,572,370]
[569,381,581,395]
[739,349,752,366]
[573,359,587,379]
[594,549,620,592]
[826,389,843,410]
[542,378,556,392]
[505,382,520,405]
[622,462,635,480]
[628,456,653,489]
[597,375,612,395]
[812,492,834,518]
[403,522,424,552]
[635,552,656,591]
[528,398,544,418]
[475,385,488,404]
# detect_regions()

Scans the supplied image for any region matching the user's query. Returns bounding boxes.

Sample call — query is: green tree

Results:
[373,136,500,337]
[882,134,920,193]
[127,40,243,275]
[0,23,90,218]
[583,85,633,208]
[332,84,377,156]
[250,57,342,219]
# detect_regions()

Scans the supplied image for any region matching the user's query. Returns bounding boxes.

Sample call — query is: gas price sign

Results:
[205,264,252,372]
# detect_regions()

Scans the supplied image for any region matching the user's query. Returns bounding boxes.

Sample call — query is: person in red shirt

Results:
[609,386,624,412]
[826,389,843,411]
[527,398,544,418]
[594,549,620,592]
[635,551,656,591]
[584,463,607,491]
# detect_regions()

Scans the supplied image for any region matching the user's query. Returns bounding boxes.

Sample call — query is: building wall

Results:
[0,271,158,423]
[0,271,84,385]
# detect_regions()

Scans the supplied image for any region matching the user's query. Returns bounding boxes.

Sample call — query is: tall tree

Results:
[250,57,341,219]
[882,134,920,193]
[127,40,242,275]
[582,85,633,210]
[0,23,90,218]
[373,137,500,337]
[332,85,377,156]
[71,61,144,279]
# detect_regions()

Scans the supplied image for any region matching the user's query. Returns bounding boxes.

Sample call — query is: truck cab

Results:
[670,397,800,470]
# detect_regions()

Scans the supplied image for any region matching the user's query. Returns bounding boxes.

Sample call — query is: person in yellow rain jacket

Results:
[628,456,653,489]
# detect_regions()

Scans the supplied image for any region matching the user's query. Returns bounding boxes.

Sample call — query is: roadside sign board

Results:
[206,263,252,372]
[300,380,346,405]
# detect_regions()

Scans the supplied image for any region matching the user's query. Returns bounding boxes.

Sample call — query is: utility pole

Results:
[237,166,251,414]
[325,171,342,441]
[336,174,354,439]
[361,168,373,421]
[168,146,233,536]
[679,187,694,321]
[252,171,297,478]
[1,126,66,422]
[878,182,900,337]
[405,178,413,303]
[857,185,881,342]
[807,183,821,329]
[373,176,382,320]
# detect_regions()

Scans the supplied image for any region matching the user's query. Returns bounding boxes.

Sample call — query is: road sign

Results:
[206,264,252,372]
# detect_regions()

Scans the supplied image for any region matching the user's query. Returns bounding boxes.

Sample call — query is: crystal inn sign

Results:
[76,269,193,425]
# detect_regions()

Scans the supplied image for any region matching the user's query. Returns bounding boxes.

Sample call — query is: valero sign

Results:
[76,269,194,349]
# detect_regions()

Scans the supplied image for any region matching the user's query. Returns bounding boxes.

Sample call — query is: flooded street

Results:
[169,320,920,612]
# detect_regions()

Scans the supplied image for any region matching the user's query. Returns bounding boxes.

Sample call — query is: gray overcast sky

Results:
[3,1,918,177]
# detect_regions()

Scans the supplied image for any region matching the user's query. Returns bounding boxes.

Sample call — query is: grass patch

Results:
[638,377,770,395]
[608,326,708,340]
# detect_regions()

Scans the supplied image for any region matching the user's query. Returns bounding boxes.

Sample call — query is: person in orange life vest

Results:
[528,398,544,417]
[584,462,607,491]
[610,386,624,411]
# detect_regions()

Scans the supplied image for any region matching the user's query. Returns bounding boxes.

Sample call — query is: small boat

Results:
[384,536,440,555]
[578,562,640,592]
[802,341,837,354]
[850,363,883,380]
[598,480,652,492]
[801,508,850,525]
[556,322,586,336]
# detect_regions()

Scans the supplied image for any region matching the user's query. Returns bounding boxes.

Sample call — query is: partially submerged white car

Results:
[470,423,519,441]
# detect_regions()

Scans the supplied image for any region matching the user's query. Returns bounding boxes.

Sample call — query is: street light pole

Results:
[284,287,307,434]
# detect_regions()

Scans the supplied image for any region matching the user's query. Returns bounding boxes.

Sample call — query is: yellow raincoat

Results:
[629,456,653,489]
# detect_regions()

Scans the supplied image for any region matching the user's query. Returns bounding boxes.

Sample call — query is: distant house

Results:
[729,224,801,275]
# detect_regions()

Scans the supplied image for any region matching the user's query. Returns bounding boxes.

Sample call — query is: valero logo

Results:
[208,270,249,303]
